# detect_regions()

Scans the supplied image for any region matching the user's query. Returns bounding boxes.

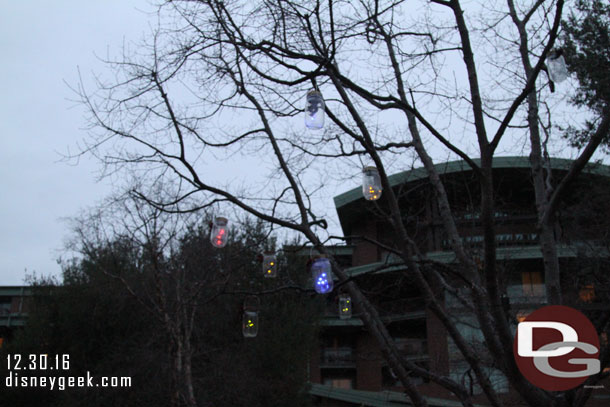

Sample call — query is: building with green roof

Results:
[309,157,610,406]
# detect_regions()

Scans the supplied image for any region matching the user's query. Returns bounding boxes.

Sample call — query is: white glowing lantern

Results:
[547,49,568,83]
[242,311,258,338]
[362,166,382,201]
[339,294,352,319]
[304,90,325,130]
[210,217,229,248]
[311,257,333,294]
[262,252,277,278]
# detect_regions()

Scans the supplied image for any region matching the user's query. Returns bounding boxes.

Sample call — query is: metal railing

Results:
[320,347,356,367]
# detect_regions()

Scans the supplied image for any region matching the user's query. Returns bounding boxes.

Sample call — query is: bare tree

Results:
[69,192,224,407]
[59,189,318,407]
[74,1,610,406]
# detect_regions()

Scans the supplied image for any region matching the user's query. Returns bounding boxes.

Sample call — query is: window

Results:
[521,271,544,297]
[0,297,12,315]
[322,369,355,389]
[450,362,508,395]
[382,364,428,388]
[382,366,402,387]
[516,310,530,323]
[578,284,595,303]
[321,347,355,365]
[323,378,353,389]
[394,337,427,356]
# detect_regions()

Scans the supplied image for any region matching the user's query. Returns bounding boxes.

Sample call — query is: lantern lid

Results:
[363,166,378,172]
[549,48,563,59]
[307,89,322,97]
[214,216,228,222]
[310,256,330,270]
[243,295,260,311]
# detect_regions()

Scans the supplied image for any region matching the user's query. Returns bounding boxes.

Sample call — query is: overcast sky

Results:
[1,2,606,287]
[0,2,154,285]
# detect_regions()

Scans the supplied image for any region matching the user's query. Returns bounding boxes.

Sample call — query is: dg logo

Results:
[513,305,601,391]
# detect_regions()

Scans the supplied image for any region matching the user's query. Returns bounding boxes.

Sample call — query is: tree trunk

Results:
[183,340,197,407]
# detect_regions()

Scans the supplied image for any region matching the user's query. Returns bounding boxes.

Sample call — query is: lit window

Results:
[579,284,595,303]
[522,271,544,297]
[516,311,529,323]
[323,378,353,389]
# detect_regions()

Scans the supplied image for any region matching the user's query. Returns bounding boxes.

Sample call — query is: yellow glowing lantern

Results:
[362,166,382,201]
[262,252,277,278]
[242,296,260,338]
[242,311,258,338]
[339,294,352,319]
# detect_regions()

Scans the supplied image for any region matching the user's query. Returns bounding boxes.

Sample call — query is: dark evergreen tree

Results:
[0,216,319,407]
[562,0,610,149]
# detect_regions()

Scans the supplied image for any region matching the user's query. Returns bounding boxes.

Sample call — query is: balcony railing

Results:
[441,233,539,250]
[446,285,547,309]
[394,338,428,362]
[455,211,536,222]
[377,297,426,315]
[320,347,356,368]
[506,284,547,305]
[322,296,426,321]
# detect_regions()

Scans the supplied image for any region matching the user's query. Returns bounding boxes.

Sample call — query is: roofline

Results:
[0,286,32,296]
[309,382,489,407]
[342,244,605,278]
[282,245,355,256]
[333,156,610,209]
[320,311,426,326]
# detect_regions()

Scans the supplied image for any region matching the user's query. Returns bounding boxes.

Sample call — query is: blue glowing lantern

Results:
[210,217,229,248]
[339,294,352,319]
[242,311,258,338]
[304,90,325,130]
[311,257,333,294]
[262,252,277,278]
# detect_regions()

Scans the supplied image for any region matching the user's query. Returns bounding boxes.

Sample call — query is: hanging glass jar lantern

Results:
[338,294,352,319]
[242,296,260,338]
[547,49,568,83]
[311,257,333,294]
[242,311,258,338]
[304,90,325,130]
[210,217,229,248]
[362,166,382,201]
[262,252,277,278]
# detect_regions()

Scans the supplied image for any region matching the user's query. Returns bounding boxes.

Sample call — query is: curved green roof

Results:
[333,156,610,209]
[309,382,490,407]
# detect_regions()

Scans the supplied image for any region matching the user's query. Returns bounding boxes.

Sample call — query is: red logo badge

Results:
[513,305,600,391]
